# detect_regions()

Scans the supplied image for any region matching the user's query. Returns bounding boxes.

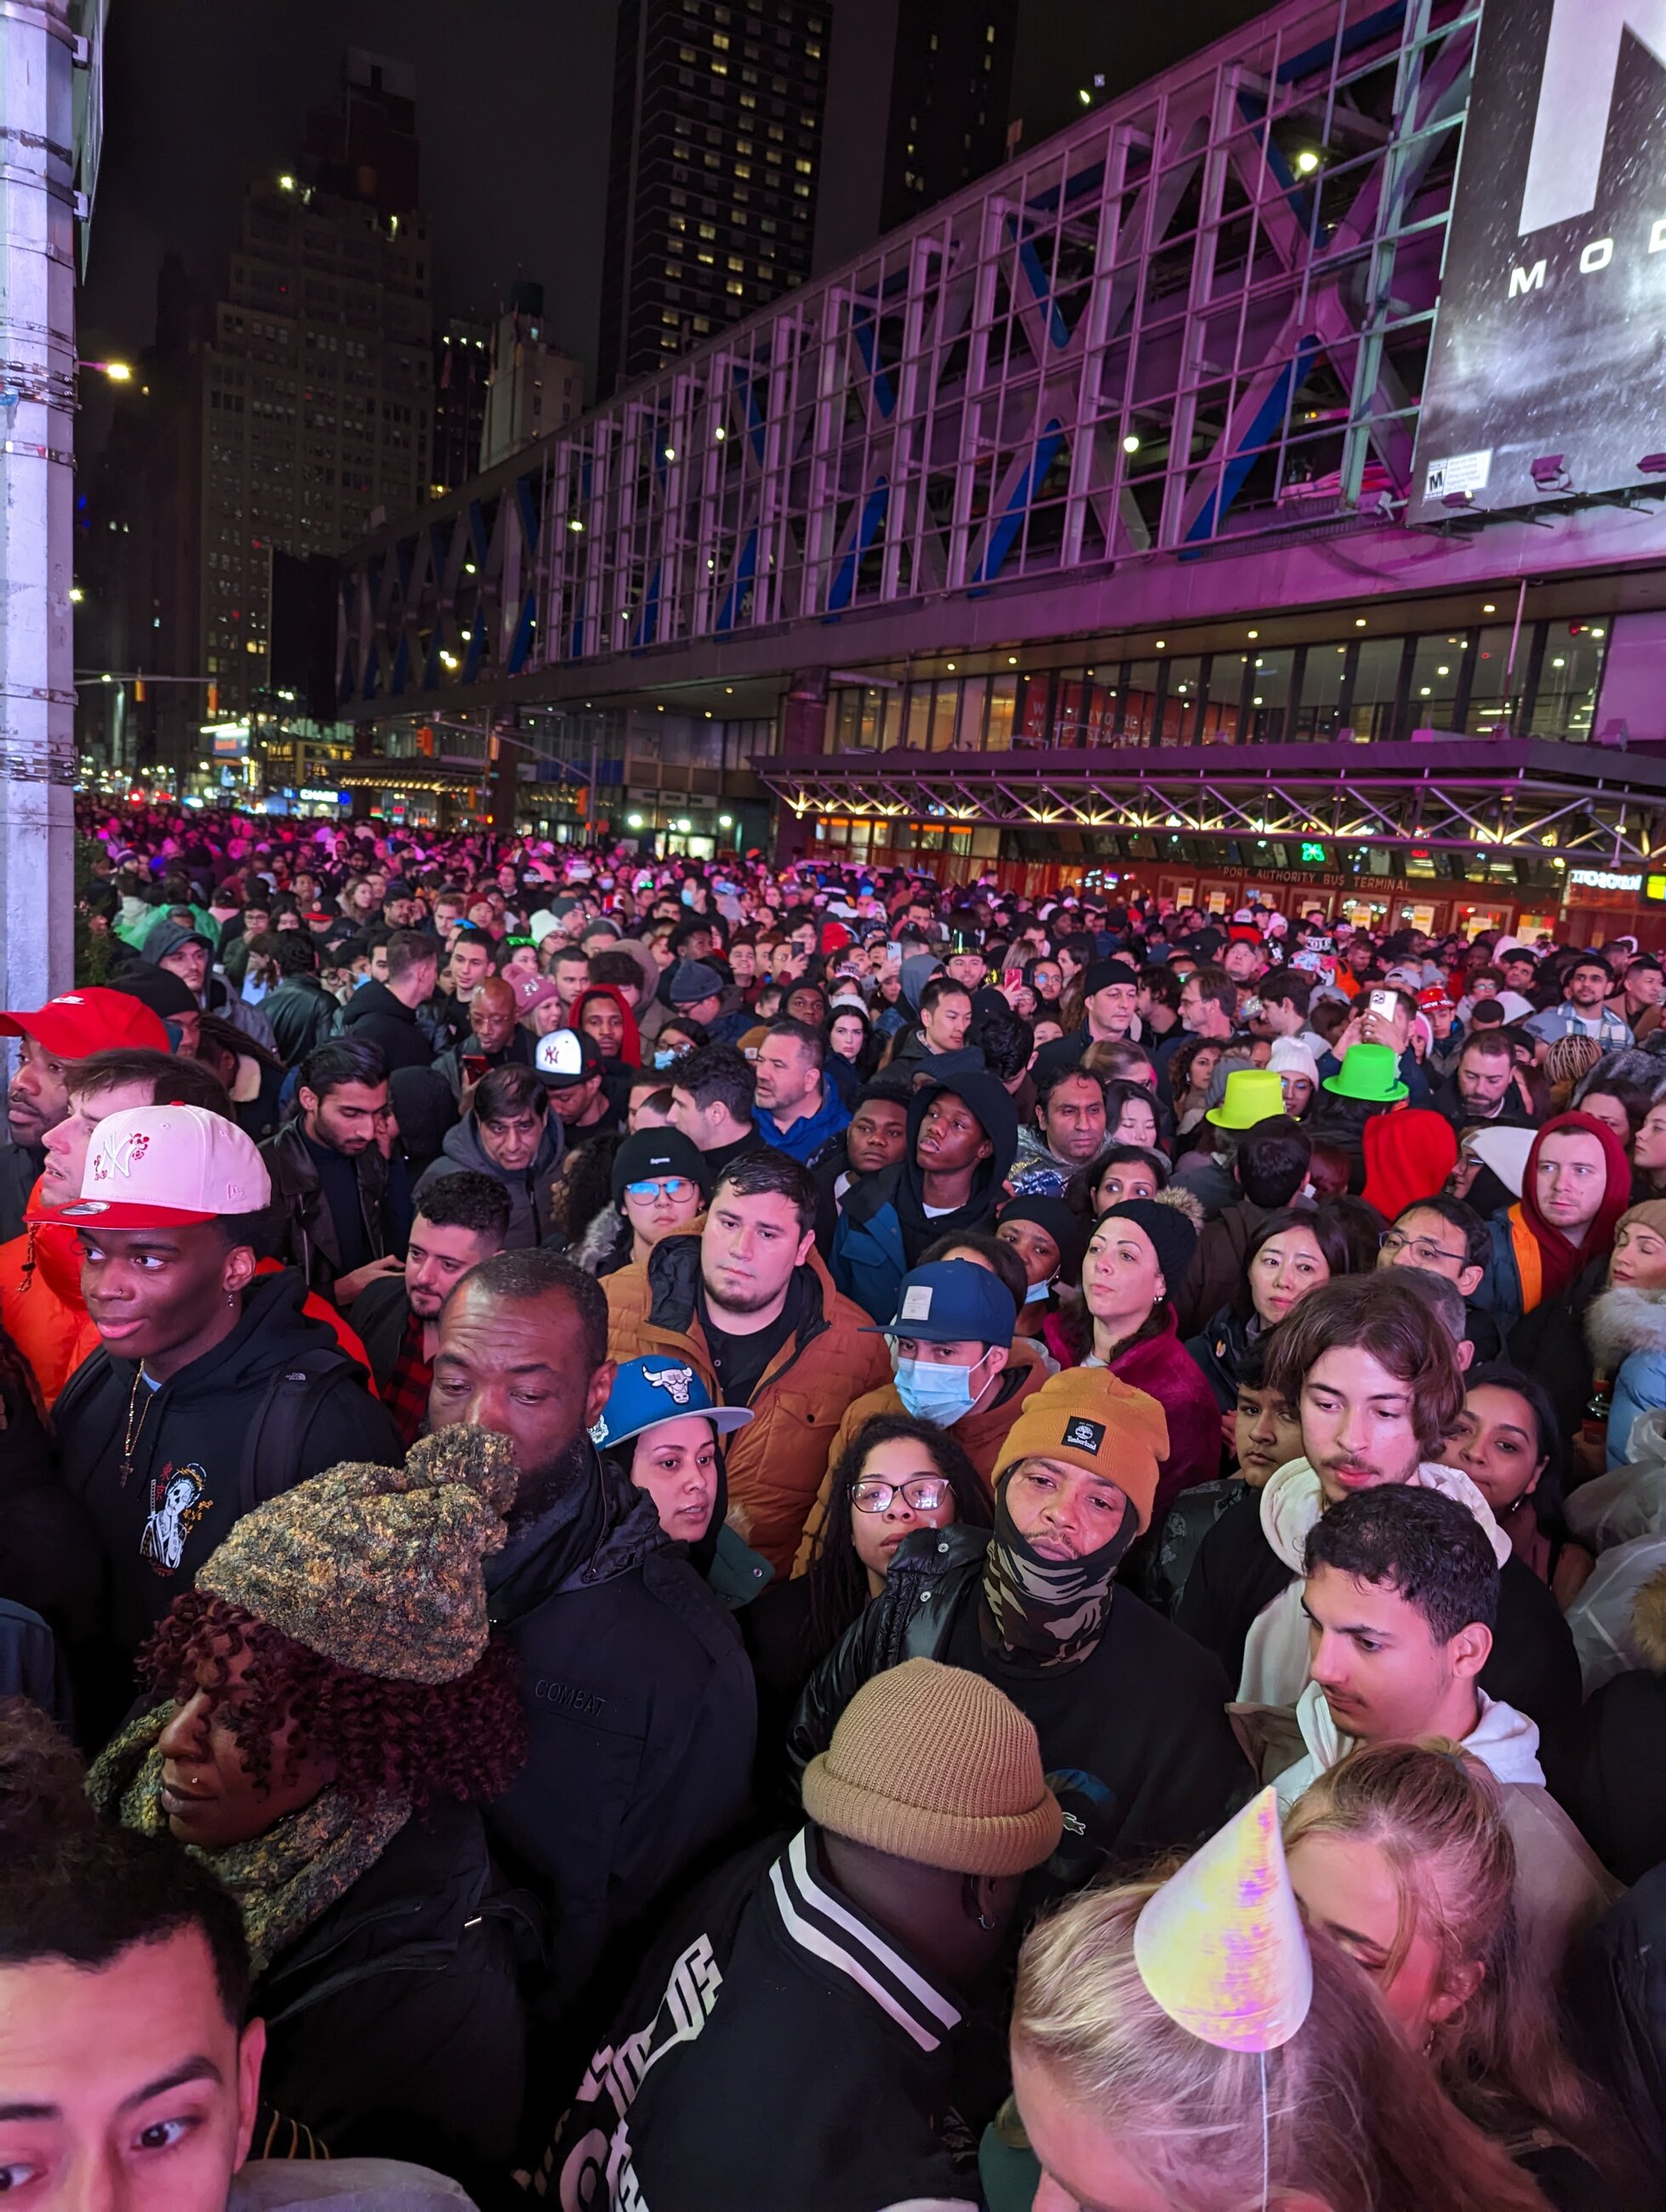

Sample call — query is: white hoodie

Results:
[1271,1678,1618,1978]
[1238,1457,1513,1705]
[1274,1682,1543,1812]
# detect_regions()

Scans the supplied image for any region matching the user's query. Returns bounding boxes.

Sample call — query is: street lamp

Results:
[78,360,133,381]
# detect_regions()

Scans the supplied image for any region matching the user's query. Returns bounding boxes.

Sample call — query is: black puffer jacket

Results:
[484,1445,756,2024]
[787,1525,1248,1878]
[1566,1867,1666,2183]
[254,1799,533,2178]
[1577,1567,1666,1884]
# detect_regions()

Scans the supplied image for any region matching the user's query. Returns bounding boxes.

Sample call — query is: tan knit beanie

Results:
[1616,1200,1666,1246]
[802,1657,1062,1877]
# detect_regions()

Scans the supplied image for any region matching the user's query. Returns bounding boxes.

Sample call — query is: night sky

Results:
[80,0,1270,400]
[79,0,619,373]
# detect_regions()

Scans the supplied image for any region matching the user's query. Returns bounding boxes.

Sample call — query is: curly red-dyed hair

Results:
[139,1592,526,1809]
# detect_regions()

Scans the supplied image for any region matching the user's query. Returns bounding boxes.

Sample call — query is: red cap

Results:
[0,988,169,1058]
[1418,986,1452,1008]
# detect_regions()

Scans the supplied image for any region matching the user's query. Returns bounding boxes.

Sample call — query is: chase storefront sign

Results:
[1412,0,1666,520]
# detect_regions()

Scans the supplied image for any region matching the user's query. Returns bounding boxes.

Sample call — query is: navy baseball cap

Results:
[864,1259,1018,1345]
[591,1356,754,1452]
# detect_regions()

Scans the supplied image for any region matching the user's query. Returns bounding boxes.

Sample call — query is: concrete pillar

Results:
[0,0,77,1010]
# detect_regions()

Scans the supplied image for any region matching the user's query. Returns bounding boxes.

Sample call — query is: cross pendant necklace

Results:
[119,1364,156,1488]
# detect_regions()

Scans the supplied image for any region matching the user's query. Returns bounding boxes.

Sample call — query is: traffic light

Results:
[133,676,146,703]
[207,682,218,717]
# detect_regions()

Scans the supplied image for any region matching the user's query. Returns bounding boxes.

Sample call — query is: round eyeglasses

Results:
[850,1478,950,1514]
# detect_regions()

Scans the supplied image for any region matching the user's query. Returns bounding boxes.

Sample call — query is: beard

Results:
[506,1431,592,1533]
[705,1271,785,1318]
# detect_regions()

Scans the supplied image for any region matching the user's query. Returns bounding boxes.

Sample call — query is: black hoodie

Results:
[56,1268,402,1665]
[832,1070,1019,1324]
[336,977,437,1072]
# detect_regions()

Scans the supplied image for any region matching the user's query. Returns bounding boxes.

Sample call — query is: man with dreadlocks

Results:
[788,1367,1249,1885]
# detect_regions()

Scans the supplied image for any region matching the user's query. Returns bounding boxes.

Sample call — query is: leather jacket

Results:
[785,1525,988,1785]
[260,1119,394,1292]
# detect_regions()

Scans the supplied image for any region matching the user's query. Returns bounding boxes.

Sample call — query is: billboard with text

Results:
[1411,0,1666,521]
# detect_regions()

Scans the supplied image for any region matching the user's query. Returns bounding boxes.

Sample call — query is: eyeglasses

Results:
[625,1176,695,1202]
[1378,1229,1466,1268]
[850,1478,950,1514]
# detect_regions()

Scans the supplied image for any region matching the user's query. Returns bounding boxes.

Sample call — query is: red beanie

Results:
[1360,1109,1458,1224]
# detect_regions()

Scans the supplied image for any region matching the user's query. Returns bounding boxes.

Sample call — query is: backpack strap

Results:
[237,1347,357,1514]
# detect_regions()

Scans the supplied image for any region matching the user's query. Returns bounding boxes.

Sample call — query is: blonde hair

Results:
[1284,1742,1600,2163]
[1013,1880,1549,2212]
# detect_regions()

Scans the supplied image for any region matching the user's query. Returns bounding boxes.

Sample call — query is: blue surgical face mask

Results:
[893,1348,989,1427]
[1024,1277,1056,1304]
[653,1046,681,1069]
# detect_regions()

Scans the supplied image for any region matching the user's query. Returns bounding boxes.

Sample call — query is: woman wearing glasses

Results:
[572,1126,710,1277]
[743,1412,990,1764]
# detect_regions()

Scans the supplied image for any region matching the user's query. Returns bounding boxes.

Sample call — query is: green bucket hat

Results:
[1321,1040,1408,1105]
[1206,1067,1287,1131]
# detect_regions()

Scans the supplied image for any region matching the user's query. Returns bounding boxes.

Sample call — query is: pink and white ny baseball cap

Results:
[36,1104,271,1229]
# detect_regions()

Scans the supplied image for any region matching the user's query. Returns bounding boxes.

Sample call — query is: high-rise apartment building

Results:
[135,52,432,762]
[597,0,831,397]
[813,0,1018,274]
[480,282,584,470]
[432,315,491,496]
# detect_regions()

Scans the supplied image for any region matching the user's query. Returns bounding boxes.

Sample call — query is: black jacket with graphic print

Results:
[56,1267,401,1702]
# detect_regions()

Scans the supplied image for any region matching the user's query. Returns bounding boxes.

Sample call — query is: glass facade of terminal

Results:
[824,614,1610,756]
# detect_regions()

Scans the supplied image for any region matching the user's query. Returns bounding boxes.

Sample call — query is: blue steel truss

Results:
[340,0,1475,709]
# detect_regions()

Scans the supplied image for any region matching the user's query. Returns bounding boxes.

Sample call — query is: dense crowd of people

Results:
[3,799,1666,2205]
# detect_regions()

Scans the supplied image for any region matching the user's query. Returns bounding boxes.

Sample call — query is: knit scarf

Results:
[978,1479,1136,1670]
[88,1706,410,1976]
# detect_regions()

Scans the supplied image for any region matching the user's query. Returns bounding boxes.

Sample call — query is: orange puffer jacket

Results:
[604,1234,890,1576]
[0,1220,100,1407]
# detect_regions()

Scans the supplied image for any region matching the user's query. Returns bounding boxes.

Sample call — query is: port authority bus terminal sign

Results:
[1412,0,1666,520]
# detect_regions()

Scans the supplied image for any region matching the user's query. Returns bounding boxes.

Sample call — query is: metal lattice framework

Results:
[755,738,1666,865]
[340,0,1475,709]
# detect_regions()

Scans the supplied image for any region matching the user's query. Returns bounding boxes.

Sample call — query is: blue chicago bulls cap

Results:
[591,1355,755,1452]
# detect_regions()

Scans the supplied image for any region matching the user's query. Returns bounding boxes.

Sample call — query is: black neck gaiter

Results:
[978,1475,1136,1670]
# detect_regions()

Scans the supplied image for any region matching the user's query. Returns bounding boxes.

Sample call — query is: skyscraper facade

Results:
[432,316,491,496]
[597,0,830,397]
[480,282,584,470]
[136,52,432,764]
[813,0,1018,274]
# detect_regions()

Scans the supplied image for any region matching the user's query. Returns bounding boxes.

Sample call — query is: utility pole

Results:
[0,0,79,1006]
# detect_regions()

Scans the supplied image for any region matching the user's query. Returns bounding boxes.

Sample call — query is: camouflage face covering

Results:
[979,1474,1136,1669]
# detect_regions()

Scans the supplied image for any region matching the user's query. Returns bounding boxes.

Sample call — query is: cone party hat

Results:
[1133,1786,1313,2052]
